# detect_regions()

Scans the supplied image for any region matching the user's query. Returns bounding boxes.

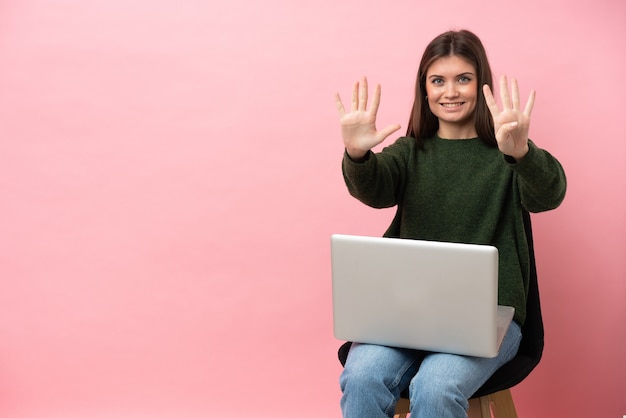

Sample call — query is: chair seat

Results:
[394,389,518,418]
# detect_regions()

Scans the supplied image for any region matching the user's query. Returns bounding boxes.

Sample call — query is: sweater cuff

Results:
[344,149,372,164]
[504,140,536,170]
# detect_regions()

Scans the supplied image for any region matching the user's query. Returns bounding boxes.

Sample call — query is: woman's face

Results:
[425,55,478,137]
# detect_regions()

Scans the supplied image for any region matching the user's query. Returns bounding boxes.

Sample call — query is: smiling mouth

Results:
[441,102,464,108]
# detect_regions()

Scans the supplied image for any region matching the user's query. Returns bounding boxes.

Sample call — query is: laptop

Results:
[330,234,515,358]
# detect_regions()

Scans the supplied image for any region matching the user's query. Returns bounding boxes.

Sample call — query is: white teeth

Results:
[442,103,462,107]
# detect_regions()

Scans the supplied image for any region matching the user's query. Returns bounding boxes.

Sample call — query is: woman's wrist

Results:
[346,148,369,162]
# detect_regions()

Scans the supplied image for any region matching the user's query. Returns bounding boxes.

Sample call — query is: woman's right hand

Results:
[335,77,401,160]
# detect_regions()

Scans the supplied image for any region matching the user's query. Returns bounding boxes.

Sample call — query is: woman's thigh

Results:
[410,321,522,399]
[341,343,424,395]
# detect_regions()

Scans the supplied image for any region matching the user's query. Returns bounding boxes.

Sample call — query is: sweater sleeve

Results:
[507,140,567,212]
[341,137,411,209]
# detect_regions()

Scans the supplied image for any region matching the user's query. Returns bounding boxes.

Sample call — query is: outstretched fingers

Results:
[337,77,382,118]
[510,78,521,112]
[499,75,512,111]
[335,92,346,117]
[346,77,370,112]
[358,77,368,111]
[351,80,359,112]
[484,76,535,117]
[369,83,382,117]
[524,89,536,118]
[507,78,536,118]
[482,84,499,118]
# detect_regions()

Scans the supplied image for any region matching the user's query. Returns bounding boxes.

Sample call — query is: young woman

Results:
[334,29,566,418]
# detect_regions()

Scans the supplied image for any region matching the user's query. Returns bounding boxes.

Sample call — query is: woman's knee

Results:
[340,343,417,394]
[340,348,389,393]
[409,369,468,413]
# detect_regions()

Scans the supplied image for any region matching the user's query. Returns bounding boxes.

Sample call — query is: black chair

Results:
[338,210,543,417]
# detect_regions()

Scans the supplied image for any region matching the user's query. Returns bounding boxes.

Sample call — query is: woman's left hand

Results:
[483,75,535,161]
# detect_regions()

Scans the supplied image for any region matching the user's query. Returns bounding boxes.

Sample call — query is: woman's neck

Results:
[437,122,478,140]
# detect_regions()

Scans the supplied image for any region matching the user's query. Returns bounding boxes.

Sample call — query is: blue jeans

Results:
[339,321,522,418]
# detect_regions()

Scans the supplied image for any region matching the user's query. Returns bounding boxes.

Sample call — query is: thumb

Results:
[501,121,518,134]
[376,124,402,142]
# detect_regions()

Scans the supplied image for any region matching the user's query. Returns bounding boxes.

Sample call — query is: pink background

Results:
[1,1,624,417]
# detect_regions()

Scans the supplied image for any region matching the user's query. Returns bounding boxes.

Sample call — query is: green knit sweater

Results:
[342,135,567,325]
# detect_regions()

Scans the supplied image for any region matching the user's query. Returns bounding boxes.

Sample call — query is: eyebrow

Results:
[428,72,476,79]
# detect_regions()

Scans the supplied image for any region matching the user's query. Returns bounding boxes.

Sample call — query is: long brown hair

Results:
[406,30,496,148]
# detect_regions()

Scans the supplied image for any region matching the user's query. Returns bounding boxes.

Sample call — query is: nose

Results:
[444,83,459,97]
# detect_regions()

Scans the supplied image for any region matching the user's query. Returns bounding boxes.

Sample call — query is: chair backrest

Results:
[471,209,543,397]
[338,210,544,399]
